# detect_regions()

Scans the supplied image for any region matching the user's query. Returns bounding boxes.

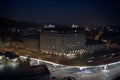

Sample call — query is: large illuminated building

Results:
[22,25,106,59]
[39,25,86,58]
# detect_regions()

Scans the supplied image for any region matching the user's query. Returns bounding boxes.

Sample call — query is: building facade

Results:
[85,39,106,53]
[40,27,86,58]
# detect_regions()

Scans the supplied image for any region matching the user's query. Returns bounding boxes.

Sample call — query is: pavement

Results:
[49,62,120,80]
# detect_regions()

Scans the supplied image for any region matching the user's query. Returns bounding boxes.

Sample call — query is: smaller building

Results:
[85,39,106,53]
[0,52,4,61]
[4,51,19,62]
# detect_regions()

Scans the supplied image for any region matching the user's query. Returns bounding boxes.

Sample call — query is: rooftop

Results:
[4,51,19,59]
[40,27,85,34]
[0,64,50,80]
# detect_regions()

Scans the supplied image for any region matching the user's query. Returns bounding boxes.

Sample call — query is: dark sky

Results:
[0,0,120,26]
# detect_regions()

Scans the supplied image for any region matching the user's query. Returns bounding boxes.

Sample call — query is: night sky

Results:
[0,0,120,26]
